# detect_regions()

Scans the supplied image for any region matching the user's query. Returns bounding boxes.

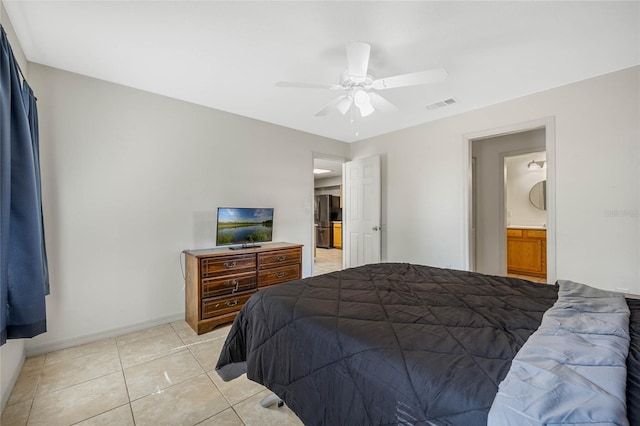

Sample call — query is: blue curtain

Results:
[1,25,48,346]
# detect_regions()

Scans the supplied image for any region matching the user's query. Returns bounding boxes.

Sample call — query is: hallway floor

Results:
[313,247,342,276]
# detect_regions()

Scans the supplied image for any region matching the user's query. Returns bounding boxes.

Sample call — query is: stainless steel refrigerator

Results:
[315,195,340,248]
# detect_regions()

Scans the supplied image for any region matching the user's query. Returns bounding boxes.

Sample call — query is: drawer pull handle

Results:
[223,261,237,268]
[226,300,239,307]
[275,272,286,278]
[276,256,287,261]
[230,279,239,293]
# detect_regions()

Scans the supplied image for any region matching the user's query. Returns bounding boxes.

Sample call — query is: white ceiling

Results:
[314,158,343,180]
[4,1,639,143]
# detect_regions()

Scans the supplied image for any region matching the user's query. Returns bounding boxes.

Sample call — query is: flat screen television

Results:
[216,207,274,248]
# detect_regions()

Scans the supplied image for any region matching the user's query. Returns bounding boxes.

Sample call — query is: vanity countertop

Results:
[507,225,546,230]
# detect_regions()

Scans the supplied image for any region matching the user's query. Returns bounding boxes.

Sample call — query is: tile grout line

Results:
[22,339,127,425]
[114,334,136,425]
[178,320,257,425]
[67,403,131,426]
[23,354,46,424]
[34,341,122,393]
[231,405,248,426]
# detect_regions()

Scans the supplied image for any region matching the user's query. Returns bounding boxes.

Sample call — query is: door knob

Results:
[372,226,379,231]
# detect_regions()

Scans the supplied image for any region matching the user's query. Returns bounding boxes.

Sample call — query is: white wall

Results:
[506,152,547,227]
[1,1,28,411]
[350,66,639,294]
[315,187,341,198]
[315,177,342,199]
[314,176,342,188]
[26,64,349,355]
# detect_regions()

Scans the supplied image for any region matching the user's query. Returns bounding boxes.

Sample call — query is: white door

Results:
[343,155,381,268]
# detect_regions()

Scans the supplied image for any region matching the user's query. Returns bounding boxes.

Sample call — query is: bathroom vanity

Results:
[506,227,546,278]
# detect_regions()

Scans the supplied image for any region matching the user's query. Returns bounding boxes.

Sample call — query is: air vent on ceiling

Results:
[425,98,457,110]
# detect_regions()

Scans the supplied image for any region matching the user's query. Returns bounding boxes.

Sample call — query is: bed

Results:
[215,263,640,425]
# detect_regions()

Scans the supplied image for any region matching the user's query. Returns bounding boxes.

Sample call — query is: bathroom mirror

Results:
[529,180,547,210]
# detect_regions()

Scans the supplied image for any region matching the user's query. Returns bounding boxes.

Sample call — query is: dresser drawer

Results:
[201,292,255,320]
[201,272,257,299]
[201,254,256,278]
[258,264,301,287]
[258,248,302,270]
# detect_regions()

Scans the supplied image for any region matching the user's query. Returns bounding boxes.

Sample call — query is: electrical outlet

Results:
[615,287,630,293]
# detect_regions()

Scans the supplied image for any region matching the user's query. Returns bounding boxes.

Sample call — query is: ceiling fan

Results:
[276,41,448,118]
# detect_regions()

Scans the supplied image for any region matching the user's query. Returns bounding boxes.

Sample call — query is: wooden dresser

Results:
[506,228,546,278]
[184,242,303,334]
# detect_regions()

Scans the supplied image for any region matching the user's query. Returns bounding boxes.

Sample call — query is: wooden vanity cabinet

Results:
[506,228,546,278]
[332,222,342,249]
[184,242,303,334]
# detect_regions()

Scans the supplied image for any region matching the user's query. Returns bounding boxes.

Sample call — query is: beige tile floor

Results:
[1,321,304,426]
[1,248,339,426]
[313,247,342,276]
[2,256,546,426]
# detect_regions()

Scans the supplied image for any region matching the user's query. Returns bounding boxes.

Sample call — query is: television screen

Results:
[216,207,274,246]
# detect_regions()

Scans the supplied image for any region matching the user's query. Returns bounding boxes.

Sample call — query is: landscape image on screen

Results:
[216,208,273,246]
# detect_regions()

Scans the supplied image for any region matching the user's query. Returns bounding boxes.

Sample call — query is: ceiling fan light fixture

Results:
[359,103,375,117]
[336,96,353,115]
[354,90,374,117]
[353,89,368,105]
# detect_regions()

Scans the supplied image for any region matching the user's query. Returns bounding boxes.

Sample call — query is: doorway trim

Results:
[462,117,556,283]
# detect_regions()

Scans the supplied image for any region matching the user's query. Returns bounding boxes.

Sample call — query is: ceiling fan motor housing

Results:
[340,70,374,89]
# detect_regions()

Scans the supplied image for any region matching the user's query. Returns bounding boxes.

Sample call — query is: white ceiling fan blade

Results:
[368,92,398,113]
[372,68,448,90]
[346,41,371,79]
[314,96,350,117]
[276,81,342,90]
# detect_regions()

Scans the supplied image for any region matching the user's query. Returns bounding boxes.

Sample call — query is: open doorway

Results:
[504,151,548,283]
[313,157,344,276]
[465,117,556,284]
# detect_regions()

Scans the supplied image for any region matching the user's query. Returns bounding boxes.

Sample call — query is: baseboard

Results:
[25,313,184,357]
